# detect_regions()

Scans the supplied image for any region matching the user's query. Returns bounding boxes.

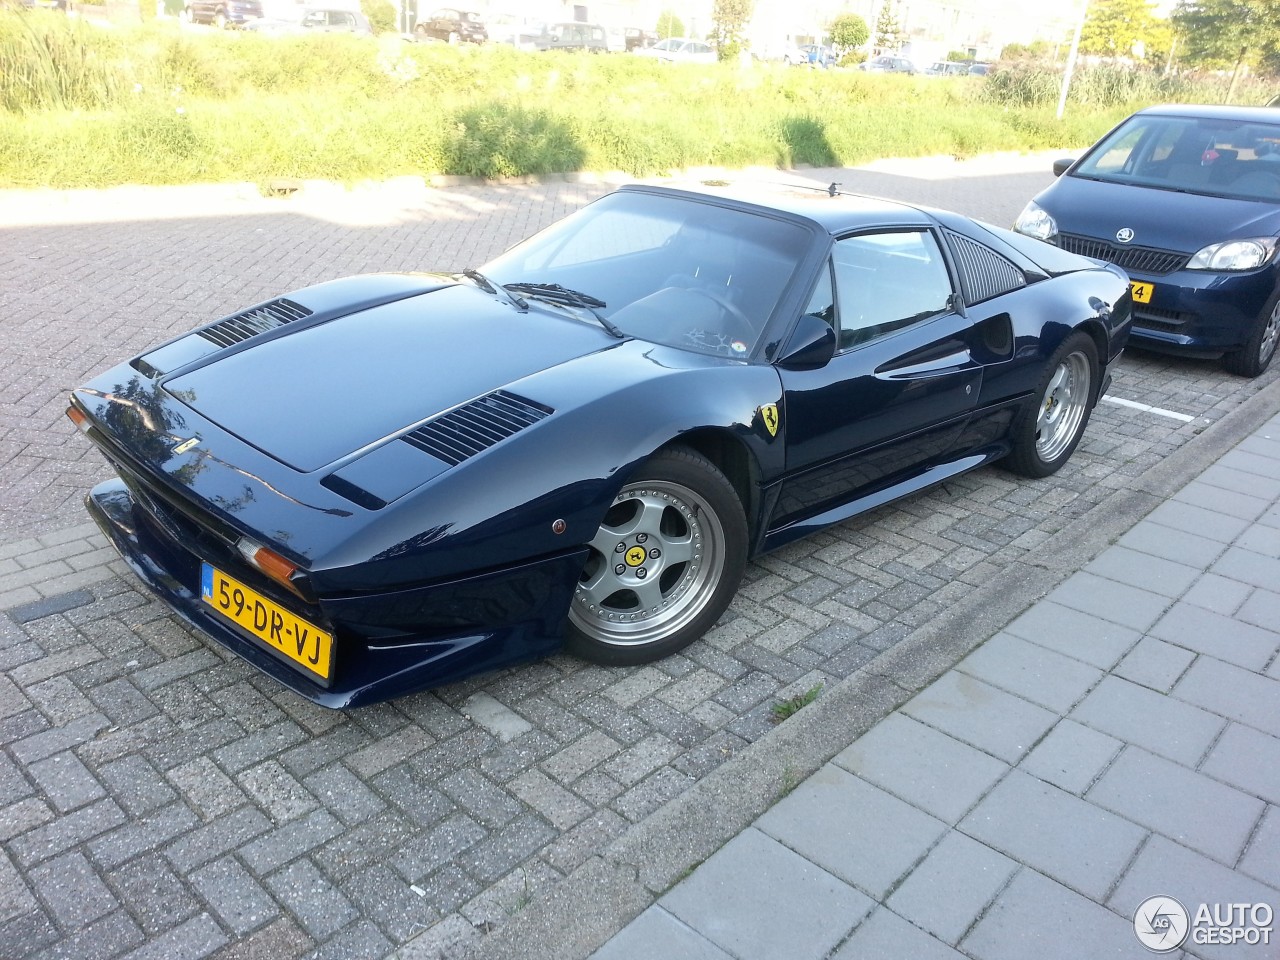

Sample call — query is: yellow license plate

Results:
[1130,281,1154,304]
[201,563,332,682]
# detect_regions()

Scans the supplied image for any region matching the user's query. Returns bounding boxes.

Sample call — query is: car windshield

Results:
[481,191,809,358]
[1073,113,1280,202]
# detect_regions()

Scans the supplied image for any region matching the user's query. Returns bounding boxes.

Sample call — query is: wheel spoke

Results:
[631,578,666,610]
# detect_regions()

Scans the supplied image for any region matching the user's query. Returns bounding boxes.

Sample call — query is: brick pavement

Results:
[1,161,1277,960]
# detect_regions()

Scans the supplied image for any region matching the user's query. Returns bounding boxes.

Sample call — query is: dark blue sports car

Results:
[68,184,1132,707]
[1015,103,1280,377]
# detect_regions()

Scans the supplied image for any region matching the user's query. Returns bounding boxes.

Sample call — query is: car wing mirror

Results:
[1052,158,1075,177]
[776,313,837,370]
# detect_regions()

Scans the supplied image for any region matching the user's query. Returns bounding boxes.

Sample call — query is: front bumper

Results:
[87,478,582,707]
[1125,265,1276,355]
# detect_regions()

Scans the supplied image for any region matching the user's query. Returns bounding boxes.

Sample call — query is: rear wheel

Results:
[1004,332,1097,478]
[566,448,747,666]
[214,8,227,28]
[447,30,459,44]
[1223,294,1280,377]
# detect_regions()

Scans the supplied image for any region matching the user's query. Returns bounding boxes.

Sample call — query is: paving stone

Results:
[592,906,733,960]
[1117,519,1228,567]
[903,672,1057,764]
[300,764,385,827]
[1174,656,1280,736]
[1201,723,1280,805]
[1142,500,1250,544]
[661,827,872,960]
[263,858,357,940]
[30,909,144,960]
[1043,571,1172,633]
[26,751,106,813]
[1089,747,1265,865]
[205,916,313,960]
[1149,602,1280,671]
[957,633,1103,713]
[1182,573,1252,616]
[163,808,274,874]
[460,693,532,744]
[959,769,1145,900]
[88,800,201,871]
[1084,545,1203,599]
[1071,675,1225,766]
[306,919,391,960]
[105,853,200,936]
[1113,636,1197,693]
[238,810,345,878]
[1018,718,1123,796]
[1238,806,1280,889]
[885,831,1017,946]
[113,912,227,960]
[189,856,280,936]
[961,867,1140,960]
[28,849,116,930]
[832,906,967,959]
[834,712,1008,824]
[1003,601,1140,669]
[9,797,126,868]
[1173,480,1270,521]
[236,761,318,824]
[344,861,442,943]
[758,766,947,898]
[1108,834,1280,960]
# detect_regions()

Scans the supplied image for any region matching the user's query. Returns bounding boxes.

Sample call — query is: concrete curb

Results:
[434,373,1280,960]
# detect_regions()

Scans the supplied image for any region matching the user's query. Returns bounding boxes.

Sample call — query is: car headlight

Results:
[1186,238,1278,272]
[1014,202,1057,241]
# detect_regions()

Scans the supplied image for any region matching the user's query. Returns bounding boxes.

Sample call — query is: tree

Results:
[711,0,753,60]
[1173,0,1280,97]
[1080,0,1158,57]
[829,12,870,51]
[874,2,903,52]
[656,9,684,39]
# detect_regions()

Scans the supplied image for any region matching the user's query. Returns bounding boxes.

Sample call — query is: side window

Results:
[802,260,835,330]
[831,231,953,350]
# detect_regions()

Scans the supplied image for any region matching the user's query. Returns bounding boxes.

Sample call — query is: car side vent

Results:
[402,391,553,466]
[945,232,1027,305]
[197,298,313,347]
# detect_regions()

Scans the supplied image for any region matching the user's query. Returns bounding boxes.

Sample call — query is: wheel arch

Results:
[654,427,762,542]
[1072,318,1110,402]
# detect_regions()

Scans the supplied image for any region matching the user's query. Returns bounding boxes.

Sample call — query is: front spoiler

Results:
[86,478,579,708]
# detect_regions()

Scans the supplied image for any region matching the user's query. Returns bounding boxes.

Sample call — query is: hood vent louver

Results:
[402,391,553,466]
[197,298,313,347]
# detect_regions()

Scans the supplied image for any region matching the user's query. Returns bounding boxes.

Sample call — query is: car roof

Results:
[619,183,935,235]
[1137,103,1280,123]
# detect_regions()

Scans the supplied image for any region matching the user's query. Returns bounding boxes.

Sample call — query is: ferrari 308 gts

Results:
[68,183,1132,707]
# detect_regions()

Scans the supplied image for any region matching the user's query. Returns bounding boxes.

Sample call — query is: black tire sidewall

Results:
[566,447,748,666]
[1223,289,1280,378]
[1004,331,1099,479]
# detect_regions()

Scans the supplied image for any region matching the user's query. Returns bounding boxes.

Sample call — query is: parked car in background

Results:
[633,37,717,64]
[534,21,608,53]
[925,60,969,77]
[245,6,372,34]
[860,54,917,73]
[798,43,837,68]
[488,14,543,49]
[68,182,1130,706]
[624,26,656,51]
[414,7,486,43]
[1015,103,1280,376]
[185,0,263,27]
[968,61,992,75]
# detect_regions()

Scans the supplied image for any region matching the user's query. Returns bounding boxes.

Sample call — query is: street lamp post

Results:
[1056,0,1089,120]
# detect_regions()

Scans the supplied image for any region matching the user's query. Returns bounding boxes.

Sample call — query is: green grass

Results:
[770,683,823,723]
[2,10,1274,189]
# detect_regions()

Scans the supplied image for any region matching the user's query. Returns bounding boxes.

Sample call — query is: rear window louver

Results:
[946,231,1028,305]
[401,391,553,466]
[197,298,312,347]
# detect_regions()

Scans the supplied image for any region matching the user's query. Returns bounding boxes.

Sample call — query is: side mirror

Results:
[776,313,837,370]
[1052,158,1075,177]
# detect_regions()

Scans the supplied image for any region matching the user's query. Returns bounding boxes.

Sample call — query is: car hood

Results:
[1041,174,1280,251]
[165,283,619,472]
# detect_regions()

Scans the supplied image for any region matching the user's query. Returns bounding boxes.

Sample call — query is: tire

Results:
[1223,294,1280,377]
[447,30,458,44]
[213,9,226,28]
[566,447,747,666]
[1004,332,1098,478]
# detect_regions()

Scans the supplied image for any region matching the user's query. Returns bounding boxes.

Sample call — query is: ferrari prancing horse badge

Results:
[759,403,779,438]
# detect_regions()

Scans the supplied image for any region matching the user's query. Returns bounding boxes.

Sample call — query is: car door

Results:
[773,228,985,527]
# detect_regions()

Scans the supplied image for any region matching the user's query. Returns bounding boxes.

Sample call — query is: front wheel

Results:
[1004,332,1098,478]
[1223,295,1280,377]
[566,448,747,666]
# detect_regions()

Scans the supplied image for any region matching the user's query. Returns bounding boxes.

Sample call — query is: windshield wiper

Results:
[463,269,528,312]
[505,282,624,339]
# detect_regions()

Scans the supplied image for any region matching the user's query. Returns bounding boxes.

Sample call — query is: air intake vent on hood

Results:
[197,298,313,347]
[402,391,553,465]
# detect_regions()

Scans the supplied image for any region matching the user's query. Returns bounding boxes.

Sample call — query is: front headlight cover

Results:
[1186,237,1278,272]
[1014,202,1058,241]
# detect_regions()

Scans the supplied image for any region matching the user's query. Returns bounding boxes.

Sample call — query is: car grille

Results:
[1057,234,1188,276]
[402,391,553,466]
[197,298,312,347]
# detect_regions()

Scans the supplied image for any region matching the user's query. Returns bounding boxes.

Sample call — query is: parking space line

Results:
[1101,394,1197,423]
